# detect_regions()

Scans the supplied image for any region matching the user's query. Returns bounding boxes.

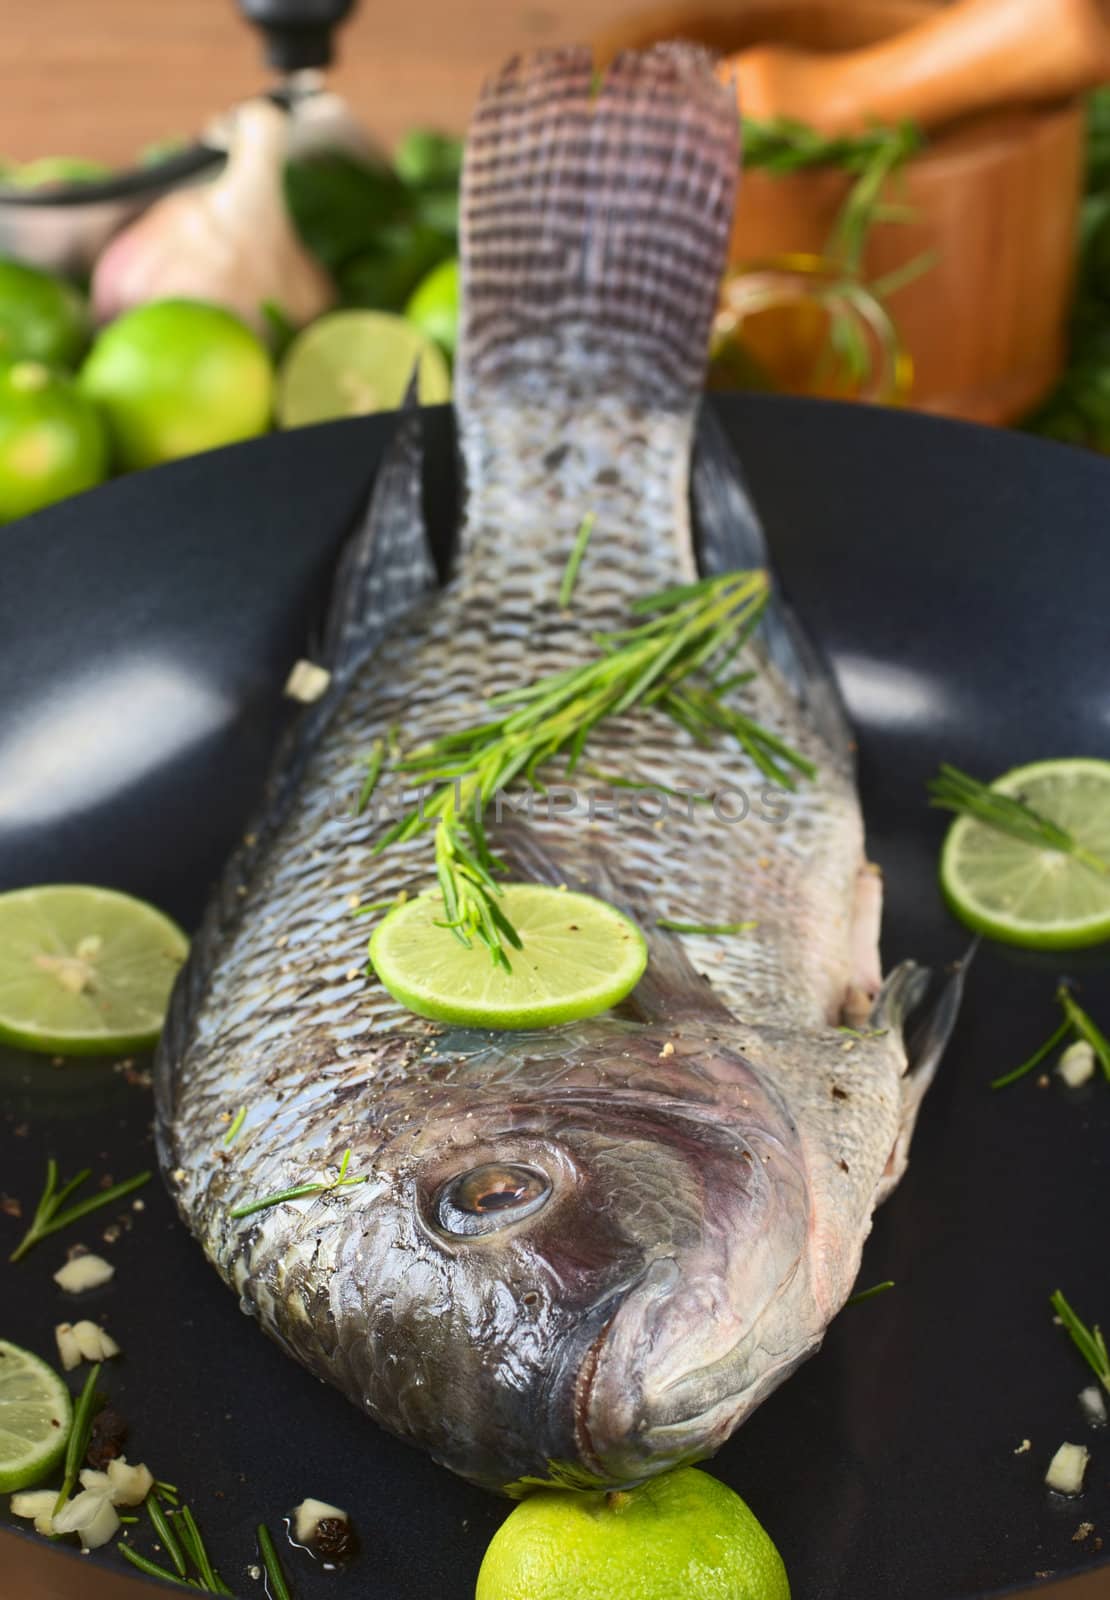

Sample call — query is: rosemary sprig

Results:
[992,984,1110,1089]
[656,918,756,935]
[847,1279,895,1307]
[9,1161,151,1262]
[1051,1289,1110,1394]
[741,114,927,385]
[55,1364,102,1515]
[230,1146,369,1220]
[258,1522,294,1600]
[929,763,1110,877]
[222,1106,247,1147]
[558,512,596,609]
[366,570,812,966]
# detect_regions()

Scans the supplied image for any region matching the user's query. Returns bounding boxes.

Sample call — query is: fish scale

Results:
[156,42,959,1495]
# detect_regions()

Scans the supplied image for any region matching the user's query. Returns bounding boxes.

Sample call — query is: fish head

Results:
[344,1024,818,1490]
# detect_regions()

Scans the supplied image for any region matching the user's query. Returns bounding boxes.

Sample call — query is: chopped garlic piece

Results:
[1057,1040,1096,1088]
[10,1489,59,1535]
[53,1254,114,1294]
[1079,1385,1108,1427]
[52,1486,120,1550]
[54,1323,81,1371]
[1046,1442,1090,1495]
[106,1458,154,1506]
[293,1496,348,1545]
[284,660,331,703]
[79,1468,111,1494]
[72,1320,120,1362]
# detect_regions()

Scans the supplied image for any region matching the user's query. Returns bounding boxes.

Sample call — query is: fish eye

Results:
[436,1163,551,1237]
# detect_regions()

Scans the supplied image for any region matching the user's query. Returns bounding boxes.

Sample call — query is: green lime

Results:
[4,157,114,190]
[369,883,648,1029]
[0,1341,72,1494]
[80,299,273,470]
[0,884,189,1056]
[940,758,1110,948]
[477,1468,791,1600]
[0,258,89,368]
[276,310,450,428]
[0,363,108,522]
[405,257,459,357]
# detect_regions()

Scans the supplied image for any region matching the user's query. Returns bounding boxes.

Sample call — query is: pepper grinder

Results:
[237,0,359,75]
[233,0,376,159]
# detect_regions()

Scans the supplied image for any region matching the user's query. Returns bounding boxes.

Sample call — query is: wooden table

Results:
[0,0,649,161]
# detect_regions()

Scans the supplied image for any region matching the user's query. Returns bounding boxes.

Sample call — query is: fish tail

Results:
[453,45,739,583]
[458,44,738,407]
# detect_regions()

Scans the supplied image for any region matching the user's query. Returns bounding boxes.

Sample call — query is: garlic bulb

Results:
[92,99,334,337]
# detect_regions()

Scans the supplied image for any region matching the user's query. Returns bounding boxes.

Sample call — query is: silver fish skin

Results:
[156,44,954,1495]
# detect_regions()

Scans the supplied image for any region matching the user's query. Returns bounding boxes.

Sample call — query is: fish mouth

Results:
[574,1256,815,1484]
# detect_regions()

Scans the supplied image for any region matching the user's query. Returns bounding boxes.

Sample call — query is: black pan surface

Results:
[0,395,1107,1600]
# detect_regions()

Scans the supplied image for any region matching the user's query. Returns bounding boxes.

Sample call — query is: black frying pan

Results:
[1,395,1107,1600]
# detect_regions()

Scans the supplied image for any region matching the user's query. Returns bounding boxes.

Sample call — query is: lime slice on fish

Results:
[276,310,451,428]
[0,1341,72,1493]
[369,883,648,1029]
[939,759,1110,948]
[0,885,189,1056]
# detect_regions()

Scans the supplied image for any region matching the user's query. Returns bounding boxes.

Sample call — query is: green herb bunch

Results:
[358,569,813,968]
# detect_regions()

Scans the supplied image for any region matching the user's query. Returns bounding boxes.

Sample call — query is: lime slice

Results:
[276,310,451,429]
[940,758,1110,948]
[0,1341,72,1493]
[0,884,189,1055]
[369,883,648,1029]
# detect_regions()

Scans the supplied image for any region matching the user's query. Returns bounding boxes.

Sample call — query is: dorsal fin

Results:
[322,384,436,680]
[691,402,855,766]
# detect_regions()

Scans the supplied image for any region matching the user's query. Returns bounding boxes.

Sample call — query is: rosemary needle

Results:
[258,1522,294,1600]
[558,511,596,609]
[55,1363,102,1515]
[847,1280,895,1307]
[1051,1289,1110,1394]
[230,1147,368,1220]
[656,918,756,935]
[176,1504,231,1595]
[354,736,386,818]
[118,1544,191,1588]
[147,1494,188,1579]
[222,1106,247,1147]
[9,1161,151,1263]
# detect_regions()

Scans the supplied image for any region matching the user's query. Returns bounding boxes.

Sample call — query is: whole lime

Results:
[80,300,273,470]
[476,1469,790,1600]
[0,258,89,369]
[405,257,459,357]
[5,157,114,190]
[0,362,108,522]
